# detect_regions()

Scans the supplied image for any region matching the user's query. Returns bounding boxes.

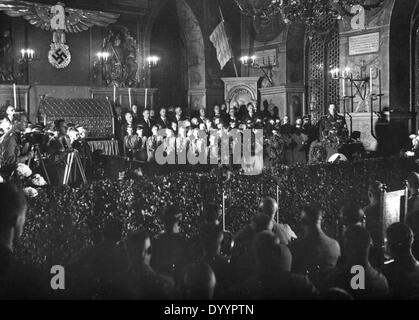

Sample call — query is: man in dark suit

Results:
[173,106,186,128]
[383,223,419,299]
[120,112,134,141]
[0,113,31,178]
[198,108,207,124]
[156,108,169,129]
[138,108,155,138]
[375,108,402,157]
[228,108,238,127]
[290,203,341,287]
[236,231,319,300]
[212,105,221,123]
[242,103,257,124]
[323,226,389,299]
[131,105,140,125]
[318,104,346,139]
[123,229,175,299]
[280,115,293,135]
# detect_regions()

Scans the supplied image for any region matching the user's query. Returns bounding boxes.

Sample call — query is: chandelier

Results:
[234,0,384,33]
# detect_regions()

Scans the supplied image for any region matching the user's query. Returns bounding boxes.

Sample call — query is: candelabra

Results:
[18,49,36,64]
[330,67,383,112]
[95,51,110,86]
[17,48,36,84]
[240,55,274,86]
[97,51,110,63]
[146,56,160,69]
[331,67,384,142]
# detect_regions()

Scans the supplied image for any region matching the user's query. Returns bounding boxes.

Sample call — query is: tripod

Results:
[63,150,87,185]
[28,144,51,185]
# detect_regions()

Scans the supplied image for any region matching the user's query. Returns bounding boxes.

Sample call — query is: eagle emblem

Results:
[0,0,119,68]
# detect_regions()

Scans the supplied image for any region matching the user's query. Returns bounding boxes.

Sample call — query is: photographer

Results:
[46,119,72,185]
[0,113,32,179]
[71,126,92,179]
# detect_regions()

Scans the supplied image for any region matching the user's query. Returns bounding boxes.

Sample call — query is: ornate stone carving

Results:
[252,15,285,42]
[228,86,255,107]
[93,25,139,87]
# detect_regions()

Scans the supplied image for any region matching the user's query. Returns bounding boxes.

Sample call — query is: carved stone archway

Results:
[222,77,259,108]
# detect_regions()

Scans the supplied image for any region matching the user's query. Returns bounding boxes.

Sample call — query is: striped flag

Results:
[210,20,233,70]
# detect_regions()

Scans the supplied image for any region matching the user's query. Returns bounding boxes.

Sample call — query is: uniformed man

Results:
[319,104,347,139]
[0,113,31,178]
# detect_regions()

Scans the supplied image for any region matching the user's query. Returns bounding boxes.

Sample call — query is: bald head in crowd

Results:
[343,225,372,265]
[340,201,365,227]
[182,262,216,300]
[386,223,415,257]
[300,203,323,229]
[253,231,292,273]
[259,197,278,220]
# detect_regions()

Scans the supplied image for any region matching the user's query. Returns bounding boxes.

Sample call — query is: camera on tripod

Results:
[23,131,50,154]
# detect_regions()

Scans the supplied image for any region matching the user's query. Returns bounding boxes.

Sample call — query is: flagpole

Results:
[218,6,239,78]
[232,59,239,78]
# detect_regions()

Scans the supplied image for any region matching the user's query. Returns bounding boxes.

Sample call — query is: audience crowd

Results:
[1,99,409,185]
[2,170,419,300]
[117,102,321,168]
[0,102,417,300]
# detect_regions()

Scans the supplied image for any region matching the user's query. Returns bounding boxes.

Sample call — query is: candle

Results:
[342,78,346,97]
[21,49,25,59]
[222,190,226,231]
[276,185,279,223]
[378,69,382,95]
[370,68,373,94]
[13,83,17,108]
[344,67,350,78]
[113,85,116,104]
[128,88,132,109]
[43,114,46,126]
[145,88,148,108]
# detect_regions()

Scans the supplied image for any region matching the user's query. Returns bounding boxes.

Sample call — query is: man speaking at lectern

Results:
[319,104,347,140]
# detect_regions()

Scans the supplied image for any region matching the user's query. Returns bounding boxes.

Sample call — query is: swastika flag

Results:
[210,20,233,70]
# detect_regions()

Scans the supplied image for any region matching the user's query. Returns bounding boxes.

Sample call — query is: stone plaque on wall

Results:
[349,32,380,56]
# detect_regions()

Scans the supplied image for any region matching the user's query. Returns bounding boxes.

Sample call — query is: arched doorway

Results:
[146,0,206,114]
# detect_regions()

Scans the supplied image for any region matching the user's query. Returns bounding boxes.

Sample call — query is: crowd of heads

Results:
[121,101,316,139]
[119,102,319,167]
[2,170,419,300]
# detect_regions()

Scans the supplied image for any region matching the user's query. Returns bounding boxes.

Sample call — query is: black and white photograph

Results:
[1,0,419,308]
